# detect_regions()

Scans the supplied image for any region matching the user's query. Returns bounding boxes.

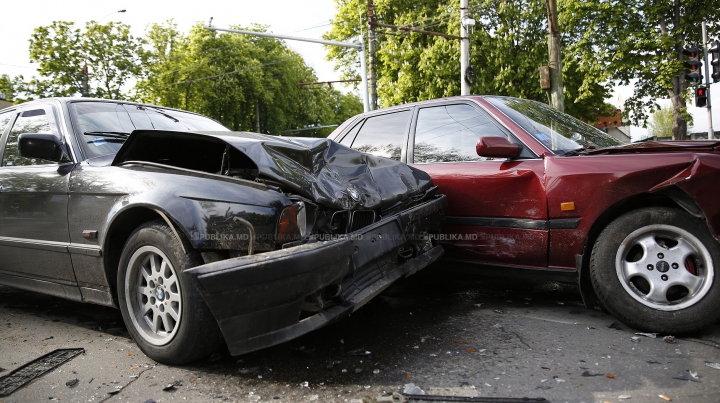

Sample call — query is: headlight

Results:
[276,202,315,243]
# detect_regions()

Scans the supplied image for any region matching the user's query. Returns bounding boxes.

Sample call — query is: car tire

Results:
[590,207,720,334]
[117,220,223,365]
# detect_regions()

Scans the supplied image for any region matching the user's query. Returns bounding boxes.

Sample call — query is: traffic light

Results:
[710,40,720,83]
[695,86,708,108]
[683,47,703,84]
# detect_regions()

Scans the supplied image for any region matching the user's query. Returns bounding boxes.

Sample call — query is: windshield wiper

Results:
[144,107,180,123]
[84,131,131,139]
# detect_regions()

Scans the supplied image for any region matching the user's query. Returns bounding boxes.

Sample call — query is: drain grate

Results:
[0,348,85,397]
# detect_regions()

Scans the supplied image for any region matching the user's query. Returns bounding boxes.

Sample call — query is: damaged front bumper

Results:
[185,195,447,356]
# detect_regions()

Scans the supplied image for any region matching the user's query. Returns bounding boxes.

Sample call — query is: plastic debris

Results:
[672,374,700,382]
[631,336,641,343]
[581,371,604,377]
[403,383,425,395]
[494,310,504,314]
[706,362,720,370]
[658,394,671,401]
[608,322,622,330]
[618,395,631,400]
[300,381,309,388]
[635,332,658,338]
[65,378,79,388]
[373,369,380,374]
[348,349,372,356]
[605,374,615,379]
[163,380,182,391]
[0,348,85,398]
[555,378,565,383]
[663,335,675,343]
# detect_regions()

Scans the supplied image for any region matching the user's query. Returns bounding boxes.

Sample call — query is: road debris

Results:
[377,392,550,402]
[672,373,700,382]
[618,395,631,400]
[631,336,641,343]
[536,386,552,390]
[163,380,182,391]
[349,349,372,356]
[658,394,671,401]
[635,332,657,338]
[0,348,84,397]
[402,383,425,395]
[706,362,720,370]
[605,374,615,379]
[647,360,662,364]
[65,378,79,388]
[662,335,675,343]
[581,371,604,377]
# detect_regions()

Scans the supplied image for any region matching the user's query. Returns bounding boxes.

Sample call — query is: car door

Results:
[0,104,76,283]
[407,102,549,268]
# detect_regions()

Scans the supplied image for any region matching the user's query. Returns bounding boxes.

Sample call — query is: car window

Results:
[71,102,230,159]
[413,104,507,163]
[350,111,410,161]
[338,119,363,147]
[2,108,59,167]
[0,110,14,135]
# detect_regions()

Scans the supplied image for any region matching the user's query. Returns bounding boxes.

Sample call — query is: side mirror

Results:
[18,133,71,163]
[476,136,520,159]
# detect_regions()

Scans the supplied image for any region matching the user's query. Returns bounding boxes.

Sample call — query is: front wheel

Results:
[590,207,720,334]
[117,220,223,364]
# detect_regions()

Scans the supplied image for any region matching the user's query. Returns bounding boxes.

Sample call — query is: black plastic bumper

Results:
[185,195,446,356]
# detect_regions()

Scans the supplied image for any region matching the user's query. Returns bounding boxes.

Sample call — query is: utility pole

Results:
[367,0,378,110]
[702,21,714,138]
[460,0,470,96]
[204,26,370,113]
[545,0,564,111]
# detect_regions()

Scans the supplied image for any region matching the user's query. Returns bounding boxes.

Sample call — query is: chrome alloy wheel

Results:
[615,224,714,311]
[124,245,182,346]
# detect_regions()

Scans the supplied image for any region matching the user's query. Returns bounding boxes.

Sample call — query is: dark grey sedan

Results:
[0,98,446,364]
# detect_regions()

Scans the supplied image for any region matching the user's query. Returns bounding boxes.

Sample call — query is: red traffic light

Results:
[695,86,708,108]
[683,47,700,58]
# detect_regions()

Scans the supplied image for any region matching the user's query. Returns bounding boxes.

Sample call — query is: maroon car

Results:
[328,95,720,334]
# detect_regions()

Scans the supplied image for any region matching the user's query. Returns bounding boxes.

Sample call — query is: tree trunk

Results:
[670,0,687,140]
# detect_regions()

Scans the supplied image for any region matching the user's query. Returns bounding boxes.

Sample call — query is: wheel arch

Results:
[577,186,708,308]
[103,206,185,306]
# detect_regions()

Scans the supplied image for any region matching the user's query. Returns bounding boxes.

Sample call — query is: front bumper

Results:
[185,195,446,356]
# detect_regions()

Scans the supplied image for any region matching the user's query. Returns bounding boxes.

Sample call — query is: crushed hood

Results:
[112,130,433,211]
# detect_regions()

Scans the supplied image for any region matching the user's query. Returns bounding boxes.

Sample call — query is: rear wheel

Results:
[590,207,720,334]
[117,220,223,364]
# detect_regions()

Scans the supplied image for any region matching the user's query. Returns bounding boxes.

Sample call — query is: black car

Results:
[0,98,446,364]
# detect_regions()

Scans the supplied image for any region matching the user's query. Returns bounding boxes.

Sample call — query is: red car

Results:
[328,95,720,334]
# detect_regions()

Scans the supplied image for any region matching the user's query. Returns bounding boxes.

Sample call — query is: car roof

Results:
[7,97,210,118]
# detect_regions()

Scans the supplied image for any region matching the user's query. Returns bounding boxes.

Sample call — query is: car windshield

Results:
[485,96,622,154]
[70,101,230,159]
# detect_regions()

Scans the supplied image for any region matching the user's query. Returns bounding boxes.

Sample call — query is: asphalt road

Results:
[1,265,719,403]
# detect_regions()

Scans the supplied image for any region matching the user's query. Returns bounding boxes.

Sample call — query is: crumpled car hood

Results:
[112,130,433,211]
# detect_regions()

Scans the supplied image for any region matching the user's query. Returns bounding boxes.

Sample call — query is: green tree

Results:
[324,0,612,121]
[26,21,147,99]
[647,105,674,139]
[0,74,19,102]
[562,0,719,139]
[137,23,362,134]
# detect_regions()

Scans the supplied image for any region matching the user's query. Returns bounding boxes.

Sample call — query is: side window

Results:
[413,104,507,163]
[0,110,14,135]
[2,108,59,167]
[338,119,363,147]
[350,111,410,161]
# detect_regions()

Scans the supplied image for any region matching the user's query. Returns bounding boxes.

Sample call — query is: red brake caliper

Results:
[685,257,697,275]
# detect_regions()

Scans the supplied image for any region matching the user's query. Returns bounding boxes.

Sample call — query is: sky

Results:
[2,0,718,141]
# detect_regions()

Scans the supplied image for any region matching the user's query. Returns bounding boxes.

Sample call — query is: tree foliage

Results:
[135,22,362,134]
[647,105,674,139]
[325,0,613,121]
[562,0,720,139]
[26,21,147,99]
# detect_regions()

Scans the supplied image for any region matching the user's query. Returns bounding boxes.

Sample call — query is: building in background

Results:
[592,109,631,143]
